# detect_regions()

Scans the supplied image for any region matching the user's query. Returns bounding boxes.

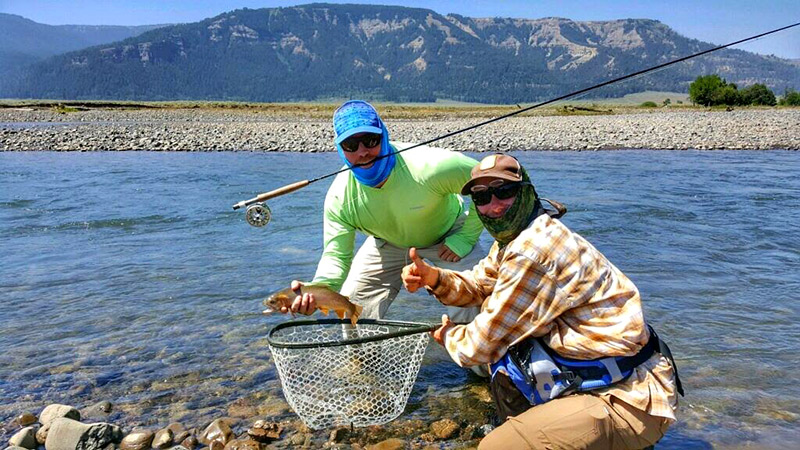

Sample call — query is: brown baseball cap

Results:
[461,154,524,195]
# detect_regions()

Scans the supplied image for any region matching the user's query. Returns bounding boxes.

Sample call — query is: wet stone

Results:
[45,418,120,450]
[39,404,80,426]
[35,423,50,445]
[365,438,405,450]
[166,422,187,439]
[200,419,233,445]
[247,420,282,442]
[152,428,174,448]
[81,401,113,420]
[16,412,38,427]
[288,433,307,445]
[430,419,460,440]
[328,427,349,443]
[119,429,154,450]
[223,438,262,450]
[227,398,259,418]
[180,435,198,450]
[459,424,478,440]
[9,426,37,448]
[419,432,436,442]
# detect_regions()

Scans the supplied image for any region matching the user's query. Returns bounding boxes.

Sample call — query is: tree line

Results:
[689,74,800,106]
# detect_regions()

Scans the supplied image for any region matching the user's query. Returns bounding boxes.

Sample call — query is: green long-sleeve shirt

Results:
[312,143,482,291]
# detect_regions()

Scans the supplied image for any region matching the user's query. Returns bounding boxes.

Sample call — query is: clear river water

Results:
[1,150,799,448]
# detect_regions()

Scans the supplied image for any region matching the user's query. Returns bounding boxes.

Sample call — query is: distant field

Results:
[3,91,794,119]
[575,91,690,105]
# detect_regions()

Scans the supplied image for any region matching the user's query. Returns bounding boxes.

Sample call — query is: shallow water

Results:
[1,150,799,448]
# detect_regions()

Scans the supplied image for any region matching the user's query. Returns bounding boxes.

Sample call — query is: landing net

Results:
[267,319,435,430]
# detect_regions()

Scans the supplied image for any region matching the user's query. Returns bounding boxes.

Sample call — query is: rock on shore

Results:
[1,108,798,151]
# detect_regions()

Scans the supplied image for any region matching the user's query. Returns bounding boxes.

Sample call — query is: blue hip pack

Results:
[490,325,683,406]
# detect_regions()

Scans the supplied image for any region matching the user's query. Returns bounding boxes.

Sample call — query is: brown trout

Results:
[263,285,363,326]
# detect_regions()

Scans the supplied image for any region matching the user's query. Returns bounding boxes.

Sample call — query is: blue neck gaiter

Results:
[336,120,396,187]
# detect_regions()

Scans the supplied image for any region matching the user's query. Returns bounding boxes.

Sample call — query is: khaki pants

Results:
[479,394,670,450]
[339,216,489,377]
[340,235,483,321]
[340,212,484,322]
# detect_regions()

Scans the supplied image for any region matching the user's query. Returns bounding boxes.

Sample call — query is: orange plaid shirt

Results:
[432,213,678,420]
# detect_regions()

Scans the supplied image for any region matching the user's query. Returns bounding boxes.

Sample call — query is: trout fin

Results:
[319,306,330,316]
[350,304,363,326]
[334,309,346,320]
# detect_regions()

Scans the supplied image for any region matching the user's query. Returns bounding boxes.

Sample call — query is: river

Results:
[1,150,798,448]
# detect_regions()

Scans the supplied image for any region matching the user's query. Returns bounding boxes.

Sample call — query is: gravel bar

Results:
[1,108,798,151]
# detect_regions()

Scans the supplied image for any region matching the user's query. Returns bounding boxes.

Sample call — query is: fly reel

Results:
[245,202,271,227]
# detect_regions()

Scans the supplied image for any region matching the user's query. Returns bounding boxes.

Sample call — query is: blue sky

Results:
[2,0,798,58]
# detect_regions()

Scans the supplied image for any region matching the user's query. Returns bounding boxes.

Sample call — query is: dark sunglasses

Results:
[470,181,528,206]
[340,133,382,152]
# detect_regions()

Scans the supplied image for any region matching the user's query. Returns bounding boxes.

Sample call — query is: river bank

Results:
[1,107,798,151]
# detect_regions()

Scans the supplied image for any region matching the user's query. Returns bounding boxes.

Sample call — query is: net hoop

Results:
[267,318,437,349]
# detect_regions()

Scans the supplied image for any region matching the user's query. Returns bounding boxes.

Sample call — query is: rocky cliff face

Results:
[4,4,798,102]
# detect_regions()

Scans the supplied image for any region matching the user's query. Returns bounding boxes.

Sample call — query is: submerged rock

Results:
[365,438,405,450]
[430,418,460,439]
[15,413,38,428]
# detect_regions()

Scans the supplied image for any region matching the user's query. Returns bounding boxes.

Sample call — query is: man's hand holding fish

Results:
[263,281,363,326]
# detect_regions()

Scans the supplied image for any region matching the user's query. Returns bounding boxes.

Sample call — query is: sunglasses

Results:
[340,133,382,153]
[470,180,528,206]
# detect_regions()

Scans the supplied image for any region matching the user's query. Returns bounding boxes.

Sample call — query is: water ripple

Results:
[1,150,799,447]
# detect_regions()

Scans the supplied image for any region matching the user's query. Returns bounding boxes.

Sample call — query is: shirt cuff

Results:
[427,268,454,297]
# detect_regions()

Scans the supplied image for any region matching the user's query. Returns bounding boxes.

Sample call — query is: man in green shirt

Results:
[287,101,486,371]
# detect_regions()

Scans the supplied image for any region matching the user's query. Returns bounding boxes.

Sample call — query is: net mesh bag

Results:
[267,319,434,430]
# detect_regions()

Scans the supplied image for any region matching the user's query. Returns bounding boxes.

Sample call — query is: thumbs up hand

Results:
[401,247,440,293]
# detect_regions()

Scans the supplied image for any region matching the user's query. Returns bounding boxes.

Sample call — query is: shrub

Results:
[740,84,777,106]
[779,88,800,106]
[640,101,658,107]
[689,75,726,106]
[689,75,779,107]
[710,85,742,106]
[52,104,79,114]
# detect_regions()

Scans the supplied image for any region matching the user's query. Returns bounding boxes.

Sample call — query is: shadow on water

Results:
[658,431,714,450]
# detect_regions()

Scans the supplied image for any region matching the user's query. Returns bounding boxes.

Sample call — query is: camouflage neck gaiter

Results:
[477,168,541,247]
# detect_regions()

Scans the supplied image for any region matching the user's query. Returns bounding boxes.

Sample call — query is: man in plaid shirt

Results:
[402,154,680,449]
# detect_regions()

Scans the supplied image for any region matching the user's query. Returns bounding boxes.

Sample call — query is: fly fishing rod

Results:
[233,21,800,227]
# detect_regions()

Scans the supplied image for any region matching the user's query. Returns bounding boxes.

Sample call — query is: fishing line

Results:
[233,21,800,224]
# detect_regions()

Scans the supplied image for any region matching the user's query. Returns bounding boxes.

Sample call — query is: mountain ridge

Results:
[3,4,798,103]
[0,13,166,80]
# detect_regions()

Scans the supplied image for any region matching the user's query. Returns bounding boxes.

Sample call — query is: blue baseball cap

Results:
[333,100,384,145]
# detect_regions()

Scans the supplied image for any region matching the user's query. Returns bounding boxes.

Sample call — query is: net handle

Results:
[267,318,439,349]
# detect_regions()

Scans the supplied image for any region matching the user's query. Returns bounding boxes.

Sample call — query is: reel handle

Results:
[232,179,310,210]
